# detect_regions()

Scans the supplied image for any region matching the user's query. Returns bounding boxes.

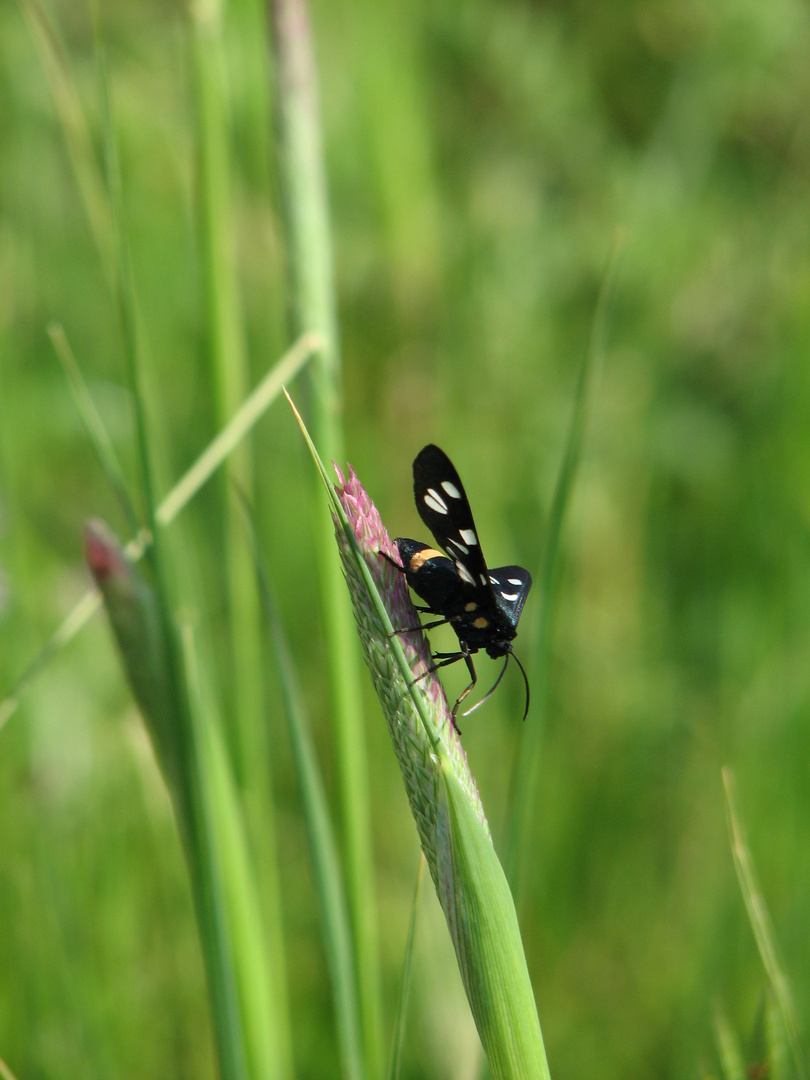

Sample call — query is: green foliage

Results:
[1,0,809,1077]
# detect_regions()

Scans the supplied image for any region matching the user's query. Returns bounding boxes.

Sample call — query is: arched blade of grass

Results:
[87,523,292,1080]
[0,333,319,733]
[713,1002,746,1080]
[0,1054,20,1080]
[181,623,293,1080]
[17,0,116,284]
[765,988,790,1080]
[722,767,807,1080]
[505,238,620,904]
[387,856,425,1080]
[48,323,139,536]
[287,392,550,1080]
[190,0,265,795]
[66,34,256,1060]
[37,27,297,1070]
[270,1,382,1071]
[239,495,364,1080]
[86,523,246,1080]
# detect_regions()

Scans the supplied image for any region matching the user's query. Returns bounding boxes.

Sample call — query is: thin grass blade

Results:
[48,323,138,535]
[722,767,807,1080]
[713,1002,746,1080]
[270,1,382,1070]
[0,334,318,732]
[85,522,248,1080]
[243,503,364,1080]
[190,0,265,793]
[387,857,425,1080]
[506,237,621,899]
[765,988,790,1080]
[17,0,115,282]
[181,624,293,1080]
[0,1055,20,1080]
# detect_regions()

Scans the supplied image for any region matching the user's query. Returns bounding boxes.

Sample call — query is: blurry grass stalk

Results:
[387,857,425,1080]
[96,24,282,1075]
[26,21,295,1073]
[17,0,116,283]
[182,624,292,1080]
[48,323,139,536]
[0,331,318,732]
[86,525,287,1080]
[713,1002,746,1080]
[0,1055,19,1080]
[245,504,364,1080]
[290,395,550,1079]
[270,1,383,1075]
[765,988,790,1080]
[191,0,266,796]
[722,767,807,1080]
[506,239,619,904]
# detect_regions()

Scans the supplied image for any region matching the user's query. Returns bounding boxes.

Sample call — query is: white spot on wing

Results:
[507,577,522,586]
[441,480,462,499]
[457,562,476,585]
[424,489,448,514]
[480,574,489,585]
[459,528,478,545]
[489,575,500,585]
[449,539,469,555]
[501,591,519,602]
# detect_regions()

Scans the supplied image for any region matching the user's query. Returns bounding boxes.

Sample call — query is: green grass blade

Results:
[85,523,248,1080]
[190,0,265,792]
[387,857,425,1080]
[182,623,293,1080]
[506,237,621,899]
[270,2,382,1072]
[93,27,261,1076]
[17,0,115,283]
[722,767,807,1080]
[48,323,139,535]
[0,589,103,733]
[765,988,790,1080]
[154,333,319,529]
[439,769,550,1080]
[94,18,160,546]
[0,334,318,733]
[0,1055,20,1080]
[246,515,364,1080]
[713,1003,746,1080]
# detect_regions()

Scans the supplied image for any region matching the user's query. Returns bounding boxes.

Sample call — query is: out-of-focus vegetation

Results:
[1,0,809,1076]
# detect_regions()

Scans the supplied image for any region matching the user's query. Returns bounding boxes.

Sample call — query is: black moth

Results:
[387,444,532,726]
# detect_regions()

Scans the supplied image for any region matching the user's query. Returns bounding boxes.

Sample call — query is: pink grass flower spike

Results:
[332,462,491,865]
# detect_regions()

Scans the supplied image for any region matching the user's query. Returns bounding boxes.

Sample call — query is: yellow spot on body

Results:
[465,601,478,612]
[473,616,489,629]
[408,547,444,571]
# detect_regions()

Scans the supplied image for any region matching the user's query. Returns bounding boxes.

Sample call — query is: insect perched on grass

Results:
[385,444,532,727]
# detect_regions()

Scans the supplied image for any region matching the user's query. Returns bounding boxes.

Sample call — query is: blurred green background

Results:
[2,0,809,1076]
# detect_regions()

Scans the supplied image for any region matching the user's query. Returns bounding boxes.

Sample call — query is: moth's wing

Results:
[411,444,489,590]
[487,565,532,629]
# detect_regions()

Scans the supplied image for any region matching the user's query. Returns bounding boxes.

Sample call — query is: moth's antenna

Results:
[461,646,531,721]
[510,646,531,721]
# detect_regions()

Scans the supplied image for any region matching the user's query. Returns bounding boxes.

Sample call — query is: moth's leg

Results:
[452,642,478,719]
[389,616,450,636]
